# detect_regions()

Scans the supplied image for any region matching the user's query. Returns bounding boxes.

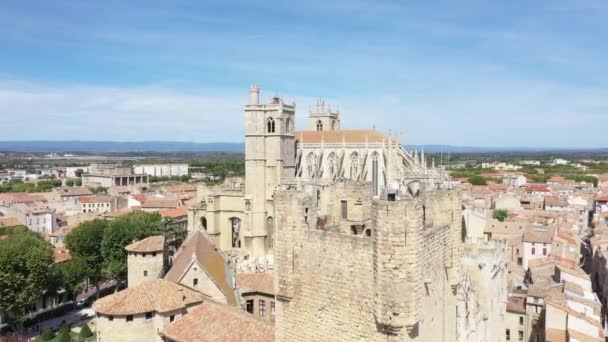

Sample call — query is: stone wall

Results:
[127,252,165,288]
[274,183,462,342]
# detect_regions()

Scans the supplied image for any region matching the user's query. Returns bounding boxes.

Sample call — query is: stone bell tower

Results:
[308,98,340,131]
[244,85,296,256]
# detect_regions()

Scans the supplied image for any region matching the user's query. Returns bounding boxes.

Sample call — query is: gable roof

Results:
[92,279,205,315]
[165,231,236,305]
[159,300,274,342]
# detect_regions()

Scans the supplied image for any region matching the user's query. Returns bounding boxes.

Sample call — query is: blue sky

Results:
[0,0,607,147]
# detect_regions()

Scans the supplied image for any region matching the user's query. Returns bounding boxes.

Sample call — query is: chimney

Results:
[249,84,260,105]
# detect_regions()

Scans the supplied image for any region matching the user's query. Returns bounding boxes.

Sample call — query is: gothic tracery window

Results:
[316,120,323,131]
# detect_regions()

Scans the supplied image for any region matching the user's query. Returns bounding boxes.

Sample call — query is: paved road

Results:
[23,280,116,338]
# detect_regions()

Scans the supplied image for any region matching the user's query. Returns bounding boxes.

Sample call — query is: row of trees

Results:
[0,227,55,331]
[149,175,190,183]
[0,180,63,193]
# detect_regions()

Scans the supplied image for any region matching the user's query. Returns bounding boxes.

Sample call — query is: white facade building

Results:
[133,164,189,177]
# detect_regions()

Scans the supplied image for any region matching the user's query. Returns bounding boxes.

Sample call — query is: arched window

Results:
[371,152,379,195]
[266,217,274,251]
[332,120,336,130]
[316,120,323,131]
[201,217,207,231]
[285,118,292,133]
[230,217,241,248]
[349,152,359,179]
[267,118,275,133]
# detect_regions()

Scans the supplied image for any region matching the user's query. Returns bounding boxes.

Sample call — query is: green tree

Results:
[39,328,55,341]
[0,230,54,330]
[79,323,93,339]
[58,321,70,336]
[493,209,508,222]
[152,220,187,251]
[65,180,75,187]
[54,258,88,302]
[65,220,108,299]
[75,169,84,178]
[88,186,108,194]
[468,175,487,186]
[57,330,71,342]
[101,212,162,283]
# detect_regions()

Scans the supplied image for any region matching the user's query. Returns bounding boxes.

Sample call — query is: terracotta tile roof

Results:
[525,184,549,192]
[141,198,180,209]
[160,208,188,219]
[53,248,72,264]
[549,175,566,183]
[93,279,205,315]
[595,195,608,202]
[160,300,274,342]
[0,192,46,203]
[78,195,113,203]
[125,236,165,253]
[294,129,387,144]
[236,272,275,296]
[523,227,554,244]
[55,187,93,197]
[165,231,236,305]
[131,194,147,203]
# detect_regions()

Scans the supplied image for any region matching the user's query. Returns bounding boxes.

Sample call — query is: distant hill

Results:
[0,141,606,154]
[0,141,245,153]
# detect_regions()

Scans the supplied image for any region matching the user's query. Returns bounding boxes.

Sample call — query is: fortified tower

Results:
[244,85,296,257]
[308,98,340,131]
[274,181,462,341]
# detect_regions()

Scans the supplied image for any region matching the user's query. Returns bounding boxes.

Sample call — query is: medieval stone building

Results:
[188,86,444,259]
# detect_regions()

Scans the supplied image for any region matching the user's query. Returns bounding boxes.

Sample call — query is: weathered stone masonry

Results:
[274,182,462,342]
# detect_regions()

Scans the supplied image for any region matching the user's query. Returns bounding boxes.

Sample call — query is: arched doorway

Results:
[229,217,241,248]
[200,217,207,231]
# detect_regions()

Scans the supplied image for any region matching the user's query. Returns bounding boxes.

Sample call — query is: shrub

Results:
[57,330,71,342]
[40,328,55,341]
[79,323,93,339]
[493,209,508,222]
[58,321,70,335]
[468,175,487,186]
